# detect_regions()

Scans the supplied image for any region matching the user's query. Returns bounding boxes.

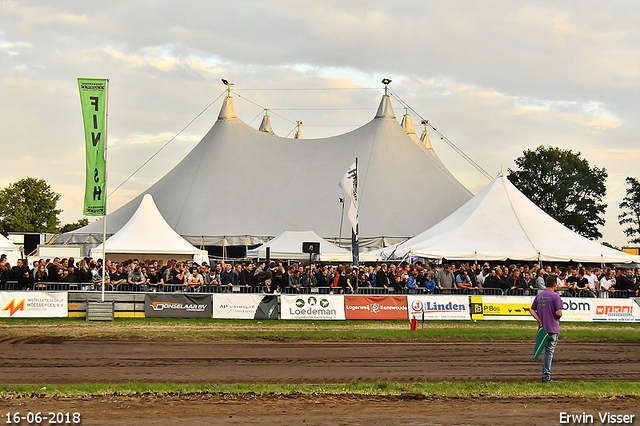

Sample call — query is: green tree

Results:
[507,146,607,240]
[618,177,640,244]
[59,218,90,233]
[0,177,62,234]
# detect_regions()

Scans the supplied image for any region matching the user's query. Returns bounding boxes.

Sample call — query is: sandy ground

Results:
[1,339,638,425]
[1,339,638,383]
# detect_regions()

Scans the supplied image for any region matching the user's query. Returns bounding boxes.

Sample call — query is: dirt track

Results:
[1,339,638,384]
[1,339,639,425]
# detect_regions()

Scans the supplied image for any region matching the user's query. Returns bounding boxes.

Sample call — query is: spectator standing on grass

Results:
[530,275,563,383]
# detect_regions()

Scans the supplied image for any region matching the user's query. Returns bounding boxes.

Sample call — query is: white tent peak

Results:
[420,128,433,150]
[382,174,640,263]
[218,96,238,120]
[401,111,416,135]
[259,113,274,134]
[93,194,204,259]
[375,95,395,119]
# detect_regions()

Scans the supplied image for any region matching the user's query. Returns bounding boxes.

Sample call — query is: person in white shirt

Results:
[585,267,599,293]
[599,268,616,298]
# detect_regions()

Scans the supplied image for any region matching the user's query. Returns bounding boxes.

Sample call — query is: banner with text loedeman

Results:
[78,78,108,216]
[281,295,345,320]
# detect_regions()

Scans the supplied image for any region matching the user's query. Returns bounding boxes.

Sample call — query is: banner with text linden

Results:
[281,295,345,320]
[408,295,470,320]
[78,78,107,216]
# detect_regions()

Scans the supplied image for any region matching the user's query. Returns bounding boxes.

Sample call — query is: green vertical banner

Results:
[78,78,108,216]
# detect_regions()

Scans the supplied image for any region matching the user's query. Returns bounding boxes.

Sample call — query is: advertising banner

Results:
[470,295,535,321]
[588,299,640,322]
[281,295,345,320]
[591,298,640,322]
[344,296,407,320]
[559,297,595,322]
[408,295,470,320]
[144,293,212,318]
[0,292,67,318]
[213,294,279,320]
[78,78,108,216]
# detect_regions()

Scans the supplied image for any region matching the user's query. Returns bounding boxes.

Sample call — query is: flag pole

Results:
[352,157,359,267]
[101,79,110,303]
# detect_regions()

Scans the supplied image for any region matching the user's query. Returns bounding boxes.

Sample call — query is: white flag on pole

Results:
[339,161,358,232]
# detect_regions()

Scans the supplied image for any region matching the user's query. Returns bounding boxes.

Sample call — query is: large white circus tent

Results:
[380,174,640,263]
[65,90,472,253]
[90,194,208,263]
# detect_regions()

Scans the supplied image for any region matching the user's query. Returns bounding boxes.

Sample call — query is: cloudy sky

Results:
[1,1,639,247]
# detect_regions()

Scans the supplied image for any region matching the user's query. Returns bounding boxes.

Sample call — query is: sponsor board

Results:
[144,293,212,318]
[559,297,595,322]
[470,296,535,321]
[408,295,470,320]
[592,299,640,322]
[281,295,345,320]
[344,296,407,320]
[0,292,68,318]
[213,294,279,319]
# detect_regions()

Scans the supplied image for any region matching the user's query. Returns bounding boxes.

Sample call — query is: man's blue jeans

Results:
[542,332,559,381]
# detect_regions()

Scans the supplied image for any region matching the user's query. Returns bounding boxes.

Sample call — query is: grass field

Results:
[2,381,640,399]
[1,318,640,341]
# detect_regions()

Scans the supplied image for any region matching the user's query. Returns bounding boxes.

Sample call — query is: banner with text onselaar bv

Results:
[78,78,108,216]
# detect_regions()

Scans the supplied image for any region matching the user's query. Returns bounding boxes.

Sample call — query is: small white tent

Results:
[380,174,640,263]
[91,194,208,263]
[247,230,350,261]
[0,234,22,266]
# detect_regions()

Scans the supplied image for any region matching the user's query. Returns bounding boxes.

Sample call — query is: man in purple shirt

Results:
[530,274,563,383]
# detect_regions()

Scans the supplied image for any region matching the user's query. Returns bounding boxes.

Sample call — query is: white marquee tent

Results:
[90,194,208,263]
[247,230,350,261]
[380,174,640,263]
[0,234,22,266]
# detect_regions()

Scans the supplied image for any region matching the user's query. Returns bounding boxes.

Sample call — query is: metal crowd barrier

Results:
[0,281,637,298]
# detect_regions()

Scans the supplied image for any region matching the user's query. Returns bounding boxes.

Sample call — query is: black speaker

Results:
[302,242,319,254]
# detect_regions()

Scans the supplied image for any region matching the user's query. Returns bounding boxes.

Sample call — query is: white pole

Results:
[101,78,110,303]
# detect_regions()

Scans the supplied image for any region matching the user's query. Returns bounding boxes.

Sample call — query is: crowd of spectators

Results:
[1,253,639,297]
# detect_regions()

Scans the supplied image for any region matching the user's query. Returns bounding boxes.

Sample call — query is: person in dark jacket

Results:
[376,264,389,291]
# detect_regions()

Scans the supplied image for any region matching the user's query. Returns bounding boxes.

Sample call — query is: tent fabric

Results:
[90,194,207,262]
[0,234,21,266]
[68,94,471,248]
[380,174,640,263]
[246,230,349,261]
